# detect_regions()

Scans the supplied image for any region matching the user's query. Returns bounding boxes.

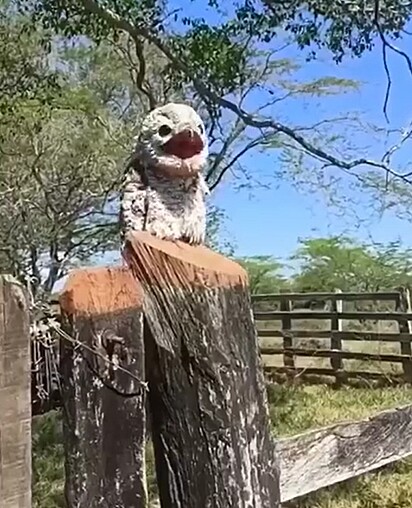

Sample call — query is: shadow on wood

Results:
[124,232,280,508]
[0,275,31,507]
[59,266,147,508]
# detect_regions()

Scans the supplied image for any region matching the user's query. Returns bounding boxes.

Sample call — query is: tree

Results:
[0,23,148,295]
[205,205,236,255]
[19,0,412,231]
[291,236,412,293]
[238,256,288,294]
[22,1,412,171]
[4,1,412,295]
[0,6,58,113]
[1,4,372,294]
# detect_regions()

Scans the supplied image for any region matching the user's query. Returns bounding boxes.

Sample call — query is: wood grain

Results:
[124,231,281,508]
[278,403,412,502]
[396,288,412,382]
[0,276,31,508]
[60,267,146,508]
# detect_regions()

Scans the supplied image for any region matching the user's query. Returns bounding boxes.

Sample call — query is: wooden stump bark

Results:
[0,276,31,508]
[59,266,147,508]
[124,232,280,508]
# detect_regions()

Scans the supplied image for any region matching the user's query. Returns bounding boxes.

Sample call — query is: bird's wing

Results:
[119,159,149,240]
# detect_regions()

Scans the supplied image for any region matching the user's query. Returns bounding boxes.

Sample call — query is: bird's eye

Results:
[197,124,204,135]
[158,125,172,136]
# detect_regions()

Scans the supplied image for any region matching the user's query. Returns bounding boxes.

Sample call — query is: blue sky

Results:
[213,45,412,259]
[167,0,412,261]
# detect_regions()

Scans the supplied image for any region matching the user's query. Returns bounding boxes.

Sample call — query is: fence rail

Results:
[252,288,412,384]
[255,310,412,320]
[278,402,412,502]
[258,330,412,341]
[253,291,401,301]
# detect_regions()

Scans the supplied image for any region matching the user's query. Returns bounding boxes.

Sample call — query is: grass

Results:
[32,412,65,508]
[33,383,412,507]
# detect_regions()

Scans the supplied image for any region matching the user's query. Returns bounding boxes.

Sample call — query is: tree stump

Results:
[124,232,280,508]
[59,266,147,508]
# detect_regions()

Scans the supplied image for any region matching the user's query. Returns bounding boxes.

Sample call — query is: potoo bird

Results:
[120,103,209,245]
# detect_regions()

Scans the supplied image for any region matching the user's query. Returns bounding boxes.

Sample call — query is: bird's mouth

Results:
[162,130,204,160]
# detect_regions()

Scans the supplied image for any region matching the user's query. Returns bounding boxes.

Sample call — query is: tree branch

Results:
[78,0,412,185]
[374,0,412,121]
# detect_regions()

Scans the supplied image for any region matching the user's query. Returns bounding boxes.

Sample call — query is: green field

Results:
[33,382,412,508]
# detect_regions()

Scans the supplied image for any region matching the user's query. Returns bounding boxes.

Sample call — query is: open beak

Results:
[162,129,204,160]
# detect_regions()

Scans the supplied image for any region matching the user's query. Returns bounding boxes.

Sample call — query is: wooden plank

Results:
[59,266,147,508]
[396,288,412,383]
[263,366,404,381]
[0,276,31,508]
[258,330,412,342]
[255,310,411,321]
[252,291,400,302]
[330,290,343,375]
[261,347,411,363]
[53,291,402,305]
[278,403,412,502]
[280,296,294,369]
[124,231,281,508]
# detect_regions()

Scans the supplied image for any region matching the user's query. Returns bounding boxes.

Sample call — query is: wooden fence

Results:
[4,273,412,506]
[252,289,412,384]
[31,288,412,414]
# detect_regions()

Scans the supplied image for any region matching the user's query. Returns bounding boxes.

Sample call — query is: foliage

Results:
[18,0,412,205]
[0,40,128,293]
[227,0,412,61]
[32,411,65,508]
[0,5,371,294]
[0,22,170,293]
[238,255,288,294]
[291,236,412,292]
[205,205,236,255]
[236,237,412,295]
[23,0,412,83]
[0,8,58,114]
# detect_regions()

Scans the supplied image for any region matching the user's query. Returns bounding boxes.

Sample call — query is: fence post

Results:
[59,267,147,507]
[330,289,343,384]
[280,295,295,371]
[396,287,412,383]
[0,275,31,508]
[124,232,281,508]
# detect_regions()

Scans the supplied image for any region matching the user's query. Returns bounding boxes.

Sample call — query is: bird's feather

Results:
[119,103,209,245]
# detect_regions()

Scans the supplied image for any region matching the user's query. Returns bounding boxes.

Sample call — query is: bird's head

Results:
[135,103,208,179]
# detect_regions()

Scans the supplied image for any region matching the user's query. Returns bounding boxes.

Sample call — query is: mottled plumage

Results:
[120,103,209,245]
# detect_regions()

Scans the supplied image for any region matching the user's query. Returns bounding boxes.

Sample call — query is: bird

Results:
[119,103,210,246]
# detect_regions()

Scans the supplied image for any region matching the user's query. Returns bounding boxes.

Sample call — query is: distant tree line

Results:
[238,236,412,295]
